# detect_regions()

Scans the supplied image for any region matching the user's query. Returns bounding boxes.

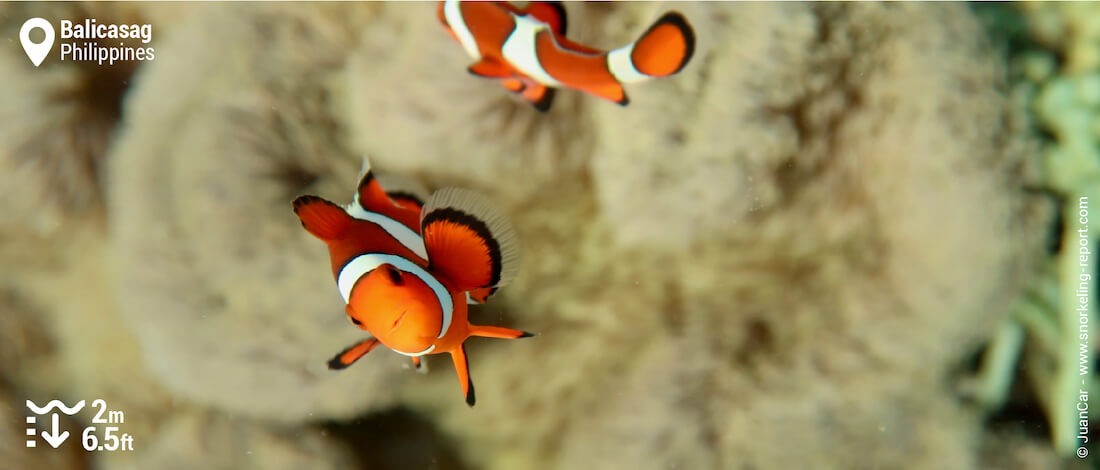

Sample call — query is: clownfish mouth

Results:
[389,309,408,334]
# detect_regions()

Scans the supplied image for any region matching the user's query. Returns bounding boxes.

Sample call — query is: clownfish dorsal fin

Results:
[420,187,520,293]
[292,195,355,241]
[373,171,430,211]
[468,58,513,79]
[520,1,568,36]
[354,155,393,213]
[351,156,424,231]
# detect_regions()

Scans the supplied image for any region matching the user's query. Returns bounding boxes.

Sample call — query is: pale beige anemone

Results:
[0,2,1055,470]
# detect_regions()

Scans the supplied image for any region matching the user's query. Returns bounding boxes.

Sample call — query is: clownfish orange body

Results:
[293,156,530,406]
[437,0,696,111]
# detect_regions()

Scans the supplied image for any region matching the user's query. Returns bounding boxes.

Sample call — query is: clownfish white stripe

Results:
[444,0,482,61]
[338,253,454,340]
[501,14,563,87]
[607,44,651,84]
[392,344,436,357]
[345,203,429,261]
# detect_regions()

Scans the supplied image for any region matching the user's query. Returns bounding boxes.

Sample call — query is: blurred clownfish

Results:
[437,0,696,111]
[292,156,531,407]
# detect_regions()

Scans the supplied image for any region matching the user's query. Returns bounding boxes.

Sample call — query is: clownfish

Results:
[292,156,531,406]
[437,0,696,111]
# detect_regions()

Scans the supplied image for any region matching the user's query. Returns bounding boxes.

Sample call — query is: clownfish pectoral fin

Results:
[608,12,696,85]
[521,83,556,112]
[469,325,535,339]
[468,58,513,79]
[451,344,476,406]
[293,195,355,241]
[327,337,380,370]
[421,187,521,292]
[466,286,498,304]
[521,1,568,36]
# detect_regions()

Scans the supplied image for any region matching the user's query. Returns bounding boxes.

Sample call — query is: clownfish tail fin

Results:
[451,344,476,407]
[469,325,536,339]
[608,11,696,84]
[421,187,521,292]
[293,195,355,241]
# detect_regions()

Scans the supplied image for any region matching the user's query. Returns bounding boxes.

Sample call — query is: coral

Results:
[980,430,1088,470]
[968,1,1100,457]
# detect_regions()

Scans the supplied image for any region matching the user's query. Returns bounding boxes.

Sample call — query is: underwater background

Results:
[0,2,1095,469]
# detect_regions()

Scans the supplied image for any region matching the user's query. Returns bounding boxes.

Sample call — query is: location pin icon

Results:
[20,18,55,67]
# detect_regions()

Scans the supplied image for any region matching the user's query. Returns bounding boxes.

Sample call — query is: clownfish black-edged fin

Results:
[525,85,556,112]
[451,344,476,406]
[293,195,355,241]
[354,155,395,213]
[522,1,568,36]
[618,92,630,107]
[421,187,521,292]
[629,11,696,78]
[582,83,630,106]
[467,286,498,304]
[468,58,513,79]
[374,171,430,210]
[327,337,380,370]
[469,325,535,339]
[500,78,526,94]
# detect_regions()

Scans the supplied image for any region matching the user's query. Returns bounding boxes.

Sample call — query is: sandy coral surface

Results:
[0,2,1067,470]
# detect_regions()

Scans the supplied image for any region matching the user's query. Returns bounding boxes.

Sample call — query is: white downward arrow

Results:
[40,413,68,448]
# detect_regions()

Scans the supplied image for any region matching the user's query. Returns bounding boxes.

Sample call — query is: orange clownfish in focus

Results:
[437,0,696,111]
[292,156,531,406]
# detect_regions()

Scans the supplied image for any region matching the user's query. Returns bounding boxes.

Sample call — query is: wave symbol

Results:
[26,399,86,415]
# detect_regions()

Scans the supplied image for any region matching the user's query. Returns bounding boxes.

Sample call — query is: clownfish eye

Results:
[384,265,404,285]
[350,317,362,326]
